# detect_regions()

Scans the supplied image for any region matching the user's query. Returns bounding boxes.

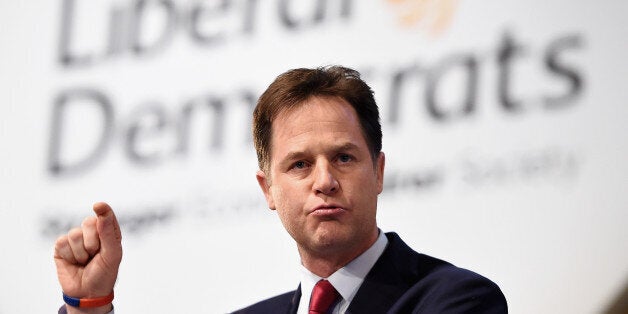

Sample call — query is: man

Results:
[54,66,507,313]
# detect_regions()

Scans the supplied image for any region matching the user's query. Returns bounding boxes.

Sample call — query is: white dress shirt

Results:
[296,230,388,314]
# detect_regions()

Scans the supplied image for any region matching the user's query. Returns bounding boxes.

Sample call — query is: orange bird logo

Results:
[386,0,460,36]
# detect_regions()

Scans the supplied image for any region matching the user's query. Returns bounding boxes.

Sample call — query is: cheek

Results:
[271,184,304,217]
[349,169,378,190]
[270,184,299,216]
[272,188,304,238]
[347,172,380,205]
[269,184,286,207]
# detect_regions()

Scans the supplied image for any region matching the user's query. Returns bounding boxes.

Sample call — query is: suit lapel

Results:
[287,284,301,314]
[346,233,420,314]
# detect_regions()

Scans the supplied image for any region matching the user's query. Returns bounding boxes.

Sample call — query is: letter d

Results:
[48,88,113,176]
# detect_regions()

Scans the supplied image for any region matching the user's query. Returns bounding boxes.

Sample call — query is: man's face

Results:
[256,96,385,261]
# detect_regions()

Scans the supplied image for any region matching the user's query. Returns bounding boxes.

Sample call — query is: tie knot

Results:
[309,280,339,314]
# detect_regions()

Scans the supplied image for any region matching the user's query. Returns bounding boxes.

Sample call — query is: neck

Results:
[299,228,379,277]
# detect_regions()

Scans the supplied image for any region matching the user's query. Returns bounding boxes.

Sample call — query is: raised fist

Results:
[54,202,123,314]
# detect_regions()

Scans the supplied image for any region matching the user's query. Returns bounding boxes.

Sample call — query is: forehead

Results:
[270,96,367,155]
[275,96,357,128]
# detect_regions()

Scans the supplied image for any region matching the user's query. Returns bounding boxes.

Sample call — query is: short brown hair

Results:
[253,65,382,172]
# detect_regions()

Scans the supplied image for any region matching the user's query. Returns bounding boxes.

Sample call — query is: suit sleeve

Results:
[58,305,115,314]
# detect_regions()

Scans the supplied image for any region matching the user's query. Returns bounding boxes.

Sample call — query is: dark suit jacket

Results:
[233,232,507,313]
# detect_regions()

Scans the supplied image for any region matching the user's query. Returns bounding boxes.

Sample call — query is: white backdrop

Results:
[0,0,627,313]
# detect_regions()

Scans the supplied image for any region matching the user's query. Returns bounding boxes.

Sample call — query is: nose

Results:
[312,160,339,195]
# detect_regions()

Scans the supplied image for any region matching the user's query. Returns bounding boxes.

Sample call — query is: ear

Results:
[256,170,276,210]
[375,152,385,194]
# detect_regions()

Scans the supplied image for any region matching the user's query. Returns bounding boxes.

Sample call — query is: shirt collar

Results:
[298,230,388,312]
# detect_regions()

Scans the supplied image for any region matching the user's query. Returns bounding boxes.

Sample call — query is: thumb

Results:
[93,202,122,263]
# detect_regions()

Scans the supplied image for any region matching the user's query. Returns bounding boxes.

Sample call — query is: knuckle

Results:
[85,241,100,254]
[75,253,88,264]
[82,216,96,228]
[68,227,83,241]
[54,235,68,250]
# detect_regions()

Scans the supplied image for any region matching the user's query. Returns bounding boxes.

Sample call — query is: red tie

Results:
[309,280,340,314]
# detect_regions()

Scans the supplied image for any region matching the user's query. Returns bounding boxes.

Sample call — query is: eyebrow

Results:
[332,142,360,153]
[281,142,360,163]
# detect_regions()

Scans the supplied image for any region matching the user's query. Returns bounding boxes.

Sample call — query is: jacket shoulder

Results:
[231,290,296,314]
[368,233,507,313]
[396,264,508,313]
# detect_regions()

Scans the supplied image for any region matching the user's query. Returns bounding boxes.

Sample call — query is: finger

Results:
[68,227,90,265]
[93,202,122,263]
[54,235,78,265]
[82,216,99,256]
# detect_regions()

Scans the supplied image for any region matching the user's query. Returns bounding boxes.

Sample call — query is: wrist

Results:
[62,291,114,314]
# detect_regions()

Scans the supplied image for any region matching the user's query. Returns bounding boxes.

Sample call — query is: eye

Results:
[293,161,307,169]
[338,154,352,163]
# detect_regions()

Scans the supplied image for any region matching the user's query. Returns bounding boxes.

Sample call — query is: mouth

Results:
[310,204,346,217]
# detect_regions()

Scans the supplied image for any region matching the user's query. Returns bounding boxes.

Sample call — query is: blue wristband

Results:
[62,294,80,307]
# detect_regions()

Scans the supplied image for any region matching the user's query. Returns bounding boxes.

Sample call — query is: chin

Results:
[311,226,354,250]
